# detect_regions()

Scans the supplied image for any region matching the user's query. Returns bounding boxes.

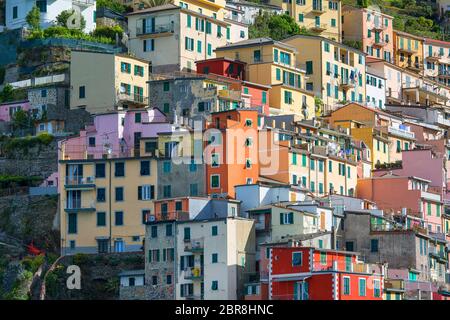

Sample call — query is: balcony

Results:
[64,176,95,189]
[309,23,328,33]
[157,211,190,222]
[385,279,405,292]
[136,23,174,37]
[311,6,326,14]
[397,46,417,55]
[218,89,242,102]
[312,260,371,273]
[426,52,443,62]
[373,23,388,31]
[406,61,423,72]
[339,78,355,90]
[438,70,450,78]
[184,238,204,253]
[387,126,415,139]
[373,39,387,47]
[420,190,441,202]
[64,200,96,213]
[72,0,95,7]
[117,93,149,106]
[183,267,204,280]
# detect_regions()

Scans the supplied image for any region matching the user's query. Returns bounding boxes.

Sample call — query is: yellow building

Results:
[267,0,342,41]
[215,37,315,118]
[70,50,150,114]
[393,31,424,74]
[328,103,416,168]
[282,35,366,115]
[60,157,158,255]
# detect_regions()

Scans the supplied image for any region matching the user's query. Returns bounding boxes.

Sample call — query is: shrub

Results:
[73,253,90,265]
[92,25,123,41]
[21,255,45,274]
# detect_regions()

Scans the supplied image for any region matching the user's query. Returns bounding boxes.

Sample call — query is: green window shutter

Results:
[276,68,281,81]
[289,212,294,224]
[280,212,284,225]
[274,49,278,62]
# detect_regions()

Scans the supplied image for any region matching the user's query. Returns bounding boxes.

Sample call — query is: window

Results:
[183,227,190,241]
[212,281,219,290]
[343,277,350,295]
[140,160,150,176]
[253,50,261,62]
[305,61,313,75]
[13,6,18,19]
[97,212,106,226]
[166,224,173,236]
[370,239,379,252]
[163,82,170,91]
[374,279,381,298]
[163,185,171,198]
[68,213,77,234]
[134,65,144,77]
[197,40,202,53]
[211,153,220,167]
[152,276,157,285]
[115,162,124,177]
[115,211,124,226]
[115,187,124,202]
[328,160,333,173]
[358,278,366,296]
[207,43,212,56]
[121,62,131,73]
[163,161,171,173]
[331,18,336,27]
[97,188,106,202]
[151,225,157,238]
[280,212,294,225]
[166,275,172,285]
[138,185,154,200]
[79,86,85,99]
[320,252,327,264]
[292,252,302,266]
[212,225,218,236]
[211,174,220,188]
[284,90,292,104]
[135,113,141,123]
[212,253,218,263]
[190,183,198,196]
[298,14,304,22]
[262,92,267,104]
[95,163,105,178]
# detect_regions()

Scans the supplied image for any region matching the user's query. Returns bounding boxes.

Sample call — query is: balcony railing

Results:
[64,200,96,212]
[72,0,95,6]
[183,267,204,280]
[184,238,204,253]
[117,93,149,105]
[373,39,387,47]
[312,260,371,273]
[339,78,355,89]
[309,23,328,32]
[387,126,415,139]
[136,23,174,36]
[373,23,388,31]
[65,176,95,186]
[385,279,405,291]
[156,211,190,222]
[436,115,450,127]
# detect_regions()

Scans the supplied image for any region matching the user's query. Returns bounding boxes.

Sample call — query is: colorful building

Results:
[0,100,32,122]
[246,245,384,300]
[70,50,150,114]
[127,3,230,73]
[356,173,443,233]
[282,35,366,115]
[144,216,255,300]
[342,5,394,63]
[267,0,342,41]
[423,38,450,87]
[393,31,424,74]
[205,108,260,198]
[214,37,315,117]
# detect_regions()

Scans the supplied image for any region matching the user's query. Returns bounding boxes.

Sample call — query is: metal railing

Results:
[72,0,95,6]
[65,176,95,186]
[183,267,204,280]
[387,126,415,139]
[117,93,149,105]
[64,200,96,210]
[136,23,174,36]
[184,238,204,252]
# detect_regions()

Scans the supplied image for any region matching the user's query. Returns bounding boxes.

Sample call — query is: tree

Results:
[56,9,86,31]
[0,84,15,103]
[26,6,41,30]
[11,109,32,131]
[249,13,313,41]
[142,0,172,7]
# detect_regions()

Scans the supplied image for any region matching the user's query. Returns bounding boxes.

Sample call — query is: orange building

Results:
[205,108,260,198]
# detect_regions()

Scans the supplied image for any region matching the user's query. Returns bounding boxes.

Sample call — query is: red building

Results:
[245,245,384,300]
[196,57,246,80]
[196,58,270,115]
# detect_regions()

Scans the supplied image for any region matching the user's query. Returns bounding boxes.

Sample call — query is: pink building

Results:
[357,173,443,233]
[60,107,172,160]
[0,100,32,122]
[342,6,394,63]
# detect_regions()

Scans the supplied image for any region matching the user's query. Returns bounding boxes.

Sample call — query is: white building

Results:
[365,70,386,109]
[145,216,255,300]
[225,1,282,25]
[5,0,96,32]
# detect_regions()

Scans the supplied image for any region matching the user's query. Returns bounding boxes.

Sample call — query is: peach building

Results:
[357,173,443,234]
[205,108,259,198]
[342,5,394,63]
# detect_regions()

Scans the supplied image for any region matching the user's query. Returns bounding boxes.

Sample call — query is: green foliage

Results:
[96,0,128,13]
[142,0,172,7]
[0,84,26,104]
[92,25,123,41]
[56,9,86,31]
[0,67,5,85]
[357,0,371,7]
[0,133,54,157]
[73,253,90,265]
[26,6,41,31]
[21,255,45,274]
[27,26,115,45]
[0,175,43,188]
[11,109,32,130]
[249,13,313,41]
[343,40,363,50]
[104,277,119,294]
[4,270,33,300]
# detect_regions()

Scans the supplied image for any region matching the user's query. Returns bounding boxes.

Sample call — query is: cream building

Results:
[283,34,366,115]
[215,37,315,118]
[127,2,230,73]
[70,50,150,114]
[267,0,342,41]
